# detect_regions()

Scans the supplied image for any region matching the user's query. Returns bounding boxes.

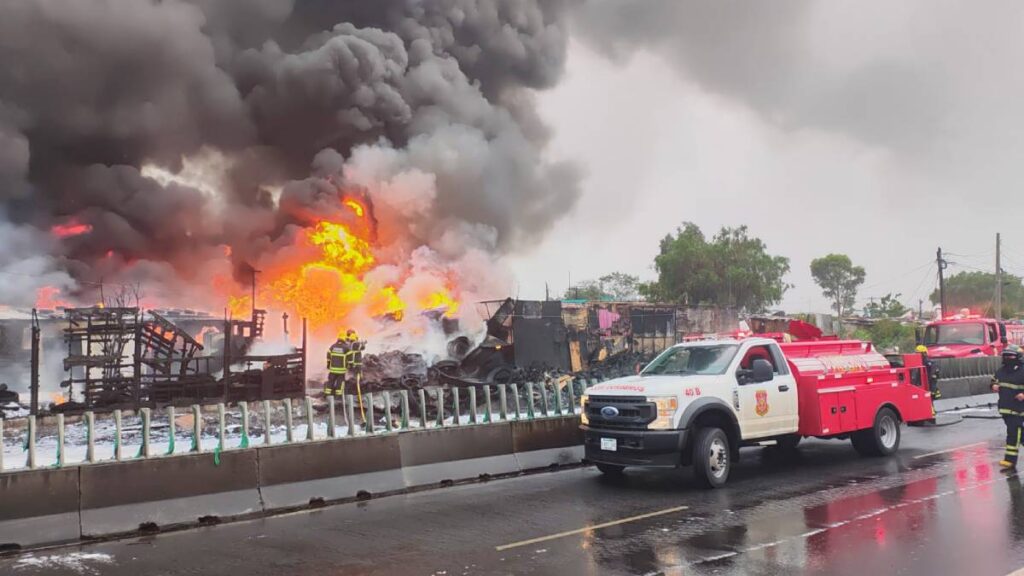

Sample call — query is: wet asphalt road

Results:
[4,410,1024,576]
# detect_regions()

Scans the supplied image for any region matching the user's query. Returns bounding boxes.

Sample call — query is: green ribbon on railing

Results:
[213,438,223,466]
[166,431,175,455]
[239,430,250,449]
[135,442,144,459]
[52,440,61,469]
[112,433,120,459]
[190,433,198,453]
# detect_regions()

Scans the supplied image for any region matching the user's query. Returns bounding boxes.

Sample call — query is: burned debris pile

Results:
[357,299,739,392]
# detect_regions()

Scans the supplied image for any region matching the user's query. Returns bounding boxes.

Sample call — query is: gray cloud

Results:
[570,1,977,156]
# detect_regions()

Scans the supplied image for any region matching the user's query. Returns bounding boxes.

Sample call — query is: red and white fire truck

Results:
[922,312,1024,358]
[581,337,934,488]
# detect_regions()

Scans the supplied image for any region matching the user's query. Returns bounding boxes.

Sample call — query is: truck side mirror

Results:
[751,358,774,383]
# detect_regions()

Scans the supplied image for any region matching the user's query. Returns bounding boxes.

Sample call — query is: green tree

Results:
[810,254,865,317]
[598,272,641,300]
[864,292,909,319]
[641,223,790,311]
[562,272,640,301]
[852,319,917,352]
[565,280,606,301]
[929,271,1024,317]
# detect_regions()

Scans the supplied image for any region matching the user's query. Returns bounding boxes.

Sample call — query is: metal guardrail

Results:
[0,378,605,474]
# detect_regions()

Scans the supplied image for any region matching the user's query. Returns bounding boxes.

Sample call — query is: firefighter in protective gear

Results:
[992,345,1024,469]
[344,329,364,388]
[916,345,941,399]
[325,335,350,396]
[343,329,367,421]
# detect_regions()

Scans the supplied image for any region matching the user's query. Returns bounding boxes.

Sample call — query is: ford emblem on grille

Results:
[600,406,620,418]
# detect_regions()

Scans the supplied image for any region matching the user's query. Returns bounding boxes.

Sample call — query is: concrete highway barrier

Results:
[79,450,262,537]
[0,467,80,550]
[399,422,518,486]
[258,434,404,509]
[511,417,585,470]
[0,383,597,551]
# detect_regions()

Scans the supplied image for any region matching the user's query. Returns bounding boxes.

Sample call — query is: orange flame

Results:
[216,214,463,334]
[369,286,405,320]
[422,289,459,318]
[36,286,70,309]
[227,295,251,318]
[50,392,67,406]
[344,199,366,218]
[51,220,93,238]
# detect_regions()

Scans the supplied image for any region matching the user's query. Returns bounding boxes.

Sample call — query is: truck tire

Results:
[776,434,801,452]
[852,407,901,457]
[595,463,625,476]
[692,427,731,489]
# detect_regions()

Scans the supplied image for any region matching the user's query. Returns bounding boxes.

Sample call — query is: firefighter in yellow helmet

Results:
[345,329,364,388]
[325,333,350,397]
[916,344,941,399]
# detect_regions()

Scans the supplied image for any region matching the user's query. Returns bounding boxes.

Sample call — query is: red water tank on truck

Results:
[922,312,1024,358]
[580,337,934,488]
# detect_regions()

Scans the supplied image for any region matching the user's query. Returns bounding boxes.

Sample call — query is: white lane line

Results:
[913,442,989,460]
[495,505,689,551]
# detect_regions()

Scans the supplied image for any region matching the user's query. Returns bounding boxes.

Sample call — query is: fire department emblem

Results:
[755,390,769,417]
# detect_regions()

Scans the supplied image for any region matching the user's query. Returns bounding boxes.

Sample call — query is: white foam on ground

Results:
[13,552,114,574]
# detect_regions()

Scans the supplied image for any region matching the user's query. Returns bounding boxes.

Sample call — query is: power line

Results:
[906,268,939,310]
[858,260,934,293]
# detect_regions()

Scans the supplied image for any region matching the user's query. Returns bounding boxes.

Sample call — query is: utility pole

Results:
[250,267,260,321]
[919,299,924,320]
[996,233,1003,320]
[937,247,948,318]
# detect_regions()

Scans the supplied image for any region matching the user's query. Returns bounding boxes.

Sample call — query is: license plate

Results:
[600,438,617,452]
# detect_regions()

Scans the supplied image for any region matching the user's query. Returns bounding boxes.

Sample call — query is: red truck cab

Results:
[923,314,1024,358]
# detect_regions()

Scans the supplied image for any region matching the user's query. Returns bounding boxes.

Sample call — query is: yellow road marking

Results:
[913,442,988,460]
[495,505,688,551]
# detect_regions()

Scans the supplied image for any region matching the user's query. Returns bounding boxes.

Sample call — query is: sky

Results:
[509,1,1024,314]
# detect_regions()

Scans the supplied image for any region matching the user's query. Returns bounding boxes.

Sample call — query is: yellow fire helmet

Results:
[915,345,928,354]
[346,329,358,341]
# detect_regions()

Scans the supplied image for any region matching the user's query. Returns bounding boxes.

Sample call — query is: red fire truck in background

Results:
[922,311,1024,358]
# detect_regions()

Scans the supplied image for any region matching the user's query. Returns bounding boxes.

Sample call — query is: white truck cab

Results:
[581,338,800,487]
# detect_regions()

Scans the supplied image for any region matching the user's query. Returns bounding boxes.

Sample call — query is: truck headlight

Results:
[647,396,679,430]
[580,394,590,425]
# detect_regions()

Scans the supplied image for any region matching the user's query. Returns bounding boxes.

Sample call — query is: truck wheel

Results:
[692,427,731,489]
[595,463,625,476]
[776,434,801,451]
[852,407,901,457]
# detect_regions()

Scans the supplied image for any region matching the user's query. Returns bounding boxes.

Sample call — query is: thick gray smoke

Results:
[0,0,577,308]
[571,1,1016,158]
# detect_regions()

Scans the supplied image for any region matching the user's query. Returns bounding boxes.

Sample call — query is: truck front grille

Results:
[586,395,656,429]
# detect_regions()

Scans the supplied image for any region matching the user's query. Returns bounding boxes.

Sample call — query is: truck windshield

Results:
[641,344,739,376]
[924,323,985,346]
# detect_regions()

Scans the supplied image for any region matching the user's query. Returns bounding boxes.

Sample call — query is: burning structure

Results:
[0,1,579,375]
[0,305,305,414]
[56,306,305,412]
